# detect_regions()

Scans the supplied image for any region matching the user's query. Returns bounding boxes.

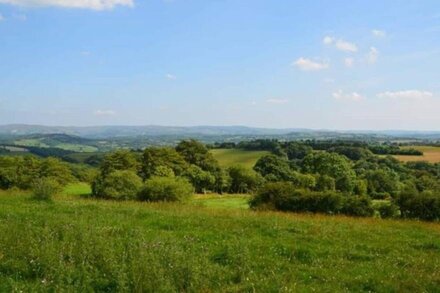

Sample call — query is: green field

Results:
[211,148,269,168]
[0,186,439,291]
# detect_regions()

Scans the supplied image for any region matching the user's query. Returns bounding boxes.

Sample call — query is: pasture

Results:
[393,146,440,163]
[210,148,269,168]
[0,186,439,291]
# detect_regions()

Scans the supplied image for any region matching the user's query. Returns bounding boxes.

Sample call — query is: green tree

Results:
[142,147,187,179]
[100,150,140,177]
[302,152,356,193]
[254,155,295,182]
[228,165,263,193]
[138,177,193,202]
[92,170,143,200]
[184,165,216,193]
[176,140,219,172]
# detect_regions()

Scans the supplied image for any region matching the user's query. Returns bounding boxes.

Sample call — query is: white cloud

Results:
[335,39,358,52]
[94,109,116,116]
[344,57,354,67]
[372,29,386,38]
[367,47,379,64]
[266,98,289,104]
[332,90,364,101]
[377,90,434,100]
[322,36,334,45]
[166,73,176,80]
[0,0,134,10]
[0,13,4,21]
[293,57,329,71]
[81,51,91,56]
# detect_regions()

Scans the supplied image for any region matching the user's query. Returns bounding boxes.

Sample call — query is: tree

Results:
[39,157,74,186]
[176,140,219,172]
[253,155,295,182]
[302,152,356,193]
[184,165,216,193]
[286,143,312,160]
[92,170,143,200]
[228,165,263,193]
[142,147,187,179]
[100,150,140,177]
[138,177,193,202]
[364,169,400,196]
[31,178,62,201]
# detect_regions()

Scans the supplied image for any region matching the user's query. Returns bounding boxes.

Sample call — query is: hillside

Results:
[0,189,439,291]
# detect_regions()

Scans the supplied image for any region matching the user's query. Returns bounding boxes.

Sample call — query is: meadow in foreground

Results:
[0,188,439,292]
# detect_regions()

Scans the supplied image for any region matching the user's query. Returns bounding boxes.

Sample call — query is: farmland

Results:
[0,187,439,291]
[393,146,440,163]
[211,148,269,168]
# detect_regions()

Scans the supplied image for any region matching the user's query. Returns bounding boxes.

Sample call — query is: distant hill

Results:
[0,124,439,141]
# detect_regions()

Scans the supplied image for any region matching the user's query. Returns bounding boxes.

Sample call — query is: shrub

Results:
[251,183,344,215]
[138,176,194,202]
[31,178,62,201]
[397,191,440,221]
[376,203,400,219]
[341,196,374,217]
[92,170,143,200]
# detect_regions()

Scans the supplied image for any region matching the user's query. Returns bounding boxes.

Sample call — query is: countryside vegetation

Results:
[0,137,439,291]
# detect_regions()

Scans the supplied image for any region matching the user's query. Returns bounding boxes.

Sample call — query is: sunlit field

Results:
[0,185,439,291]
[393,146,440,163]
[211,149,269,168]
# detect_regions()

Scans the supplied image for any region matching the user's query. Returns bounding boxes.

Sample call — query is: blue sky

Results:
[0,0,439,130]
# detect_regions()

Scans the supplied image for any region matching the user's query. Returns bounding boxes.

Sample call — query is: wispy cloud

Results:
[323,36,358,52]
[166,73,176,80]
[332,90,364,101]
[344,57,354,68]
[0,13,4,21]
[377,90,434,100]
[266,98,289,104]
[94,109,116,116]
[367,47,379,64]
[372,29,386,38]
[322,36,334,45]
[293,57,329,71]
[335,39,358,52]
[0,0,134,10]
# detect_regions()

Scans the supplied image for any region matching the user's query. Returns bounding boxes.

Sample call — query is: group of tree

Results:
[92,140,263,202]
[249,141,439,220]
[0,155,96,194]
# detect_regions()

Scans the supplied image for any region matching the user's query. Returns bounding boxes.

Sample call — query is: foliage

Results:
[142,147,187,179]
[302,152,357,193]
[138,176,193,202]
[228,165,263,193]
[253,154,295,181]
[31,178,62,201]
[92,170,143,200]
[183,165,216,193]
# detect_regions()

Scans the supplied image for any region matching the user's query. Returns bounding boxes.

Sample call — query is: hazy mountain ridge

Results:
[1,124,439,140]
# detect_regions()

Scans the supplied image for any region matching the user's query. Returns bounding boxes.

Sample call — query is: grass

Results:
[393,146,440,163]
[192,194,250,209]
[0,185,439,291]
[211,148,269,168]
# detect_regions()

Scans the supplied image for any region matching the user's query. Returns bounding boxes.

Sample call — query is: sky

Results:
[0,0,439,130]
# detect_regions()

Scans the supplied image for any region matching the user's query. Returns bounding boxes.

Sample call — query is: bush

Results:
[138,176,194,202]
[341,196,374,217]
[31,178,62,201]
[397,191,440,221]
[92,170,143,200]
[376,203,400,219]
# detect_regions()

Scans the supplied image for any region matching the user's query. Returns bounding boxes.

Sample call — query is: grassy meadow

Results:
[0,185,439,291]
[211,148,269,168]
[393,146,440,163]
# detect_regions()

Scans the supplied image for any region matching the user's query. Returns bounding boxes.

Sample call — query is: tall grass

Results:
[0,192,439,291]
